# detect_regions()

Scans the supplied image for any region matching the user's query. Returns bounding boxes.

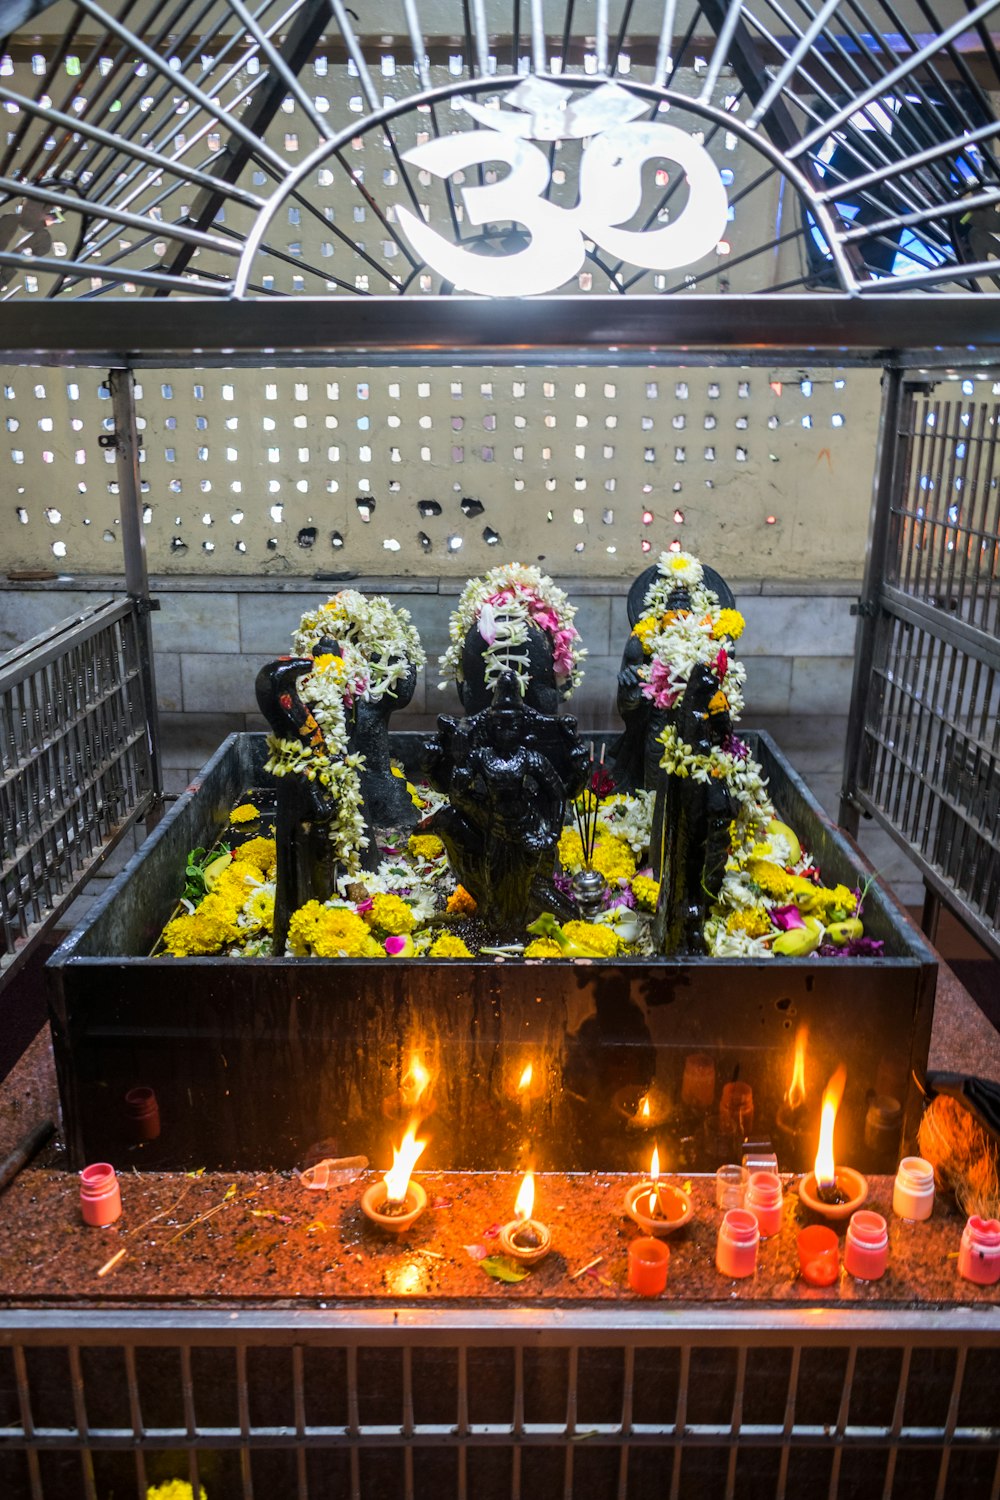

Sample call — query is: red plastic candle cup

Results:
[628,1236,670,1297]
[719,1081,754,1138]
[79,1163,122,1227]
[124,1086,161,1142]
[745,1170,783,1238]
[958,1215,1000,1286]
[716,1209,759,1278]
[844,1210,889,1281]
[797,1224,839,1286]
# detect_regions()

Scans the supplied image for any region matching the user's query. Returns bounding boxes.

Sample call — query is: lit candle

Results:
[498,1170,552,1264]
[623,1145,693,1236]
[798,1065,868,1220]
[361,1121,428,1234]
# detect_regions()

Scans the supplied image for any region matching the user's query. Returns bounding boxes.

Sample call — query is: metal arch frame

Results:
[233,71,857,297]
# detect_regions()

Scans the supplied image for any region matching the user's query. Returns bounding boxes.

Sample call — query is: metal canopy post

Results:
[107,367,162,807]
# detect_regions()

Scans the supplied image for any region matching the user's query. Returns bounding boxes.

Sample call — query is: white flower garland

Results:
[293,590,426,703]
[438,562,586,696]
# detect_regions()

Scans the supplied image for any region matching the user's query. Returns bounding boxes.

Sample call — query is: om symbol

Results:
[394,119,729,297]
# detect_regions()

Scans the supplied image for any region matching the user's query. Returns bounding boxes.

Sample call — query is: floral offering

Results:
[631,548,747,719]
[439,562,586,698]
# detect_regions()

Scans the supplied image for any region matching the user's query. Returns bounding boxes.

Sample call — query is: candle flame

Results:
[786,1025,808,1112]
[384,1122,426,1205]
[638,1094,651,1120]
[401,1053,431,1108]
[515,1170,535,1222]
[649,1144,660,1183]
[814,1064,847,1188]
[517,1062,533,1093]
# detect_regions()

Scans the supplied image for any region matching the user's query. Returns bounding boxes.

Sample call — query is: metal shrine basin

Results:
[46,732,937,1174]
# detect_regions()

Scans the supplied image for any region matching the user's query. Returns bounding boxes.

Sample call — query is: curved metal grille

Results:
[0,0,998,301]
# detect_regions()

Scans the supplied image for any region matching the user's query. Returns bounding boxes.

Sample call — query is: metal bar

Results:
[747,0,843,125]
[856,256,998,291]
[841,366,905,828]
[0,173,239,258]
[669,1344,690,1500]
[12,1343,43,1500]
[530,0,547,74]
[841,187,1000,244]
[789,0,1000,159]
[653,0,679,83]
[108,368,161,803]
[814,119,1000,206]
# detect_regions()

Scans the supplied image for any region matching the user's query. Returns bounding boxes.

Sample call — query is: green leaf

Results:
[480,1255,530,1283]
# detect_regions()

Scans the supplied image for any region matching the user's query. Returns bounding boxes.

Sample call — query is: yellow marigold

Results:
[726,907,772,938]
[228,803,259,824]
[392,765,424,808]
[287,902,373,958]
[631,616,660,653]
[428,932,473,958]
[235,837,277,873]
[365,891,416,936]
[558,827,586,872]
[523,937,564,957]
[631,874,660,910]
[147,1484,206,1500]
[408,833,445,861]
[563,921,620,957]
[447,884,478,916]
[746,858,797,899]
[712,609,746,642]
[162,894,242,956]
[312,652,344,677]
[591,835,637,883]
[797,882,857,919]
[211,862,261,908]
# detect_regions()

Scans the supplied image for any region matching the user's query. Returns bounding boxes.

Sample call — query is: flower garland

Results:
[632,550,747,717]
[293,590,425,704]
[439,562,586,697]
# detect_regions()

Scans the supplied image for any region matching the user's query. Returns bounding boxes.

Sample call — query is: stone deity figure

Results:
[651,663,737,956]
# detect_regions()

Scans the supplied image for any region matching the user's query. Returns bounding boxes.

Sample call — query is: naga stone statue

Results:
[423,670,589,938]
[651,662,736,956]
[256,643,376,954]
[609,562,735,794]
[456,617,565,718]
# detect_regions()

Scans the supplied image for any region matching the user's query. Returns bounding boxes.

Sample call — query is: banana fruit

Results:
[771,915,824,956]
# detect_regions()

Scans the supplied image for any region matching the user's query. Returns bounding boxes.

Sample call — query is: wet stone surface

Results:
[0,1168,995,1309]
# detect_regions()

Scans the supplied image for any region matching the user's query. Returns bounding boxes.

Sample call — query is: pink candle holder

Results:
[715,1209,759,1278]
[958,1216,1000,1286]
[844,1210,889,1281]
[79,1163,122,1227]
[797,1224,839,1286]
[745,1170,784,1238]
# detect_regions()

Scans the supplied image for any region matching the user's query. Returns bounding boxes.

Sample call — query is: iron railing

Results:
[0,1307,998,1500]
[0,597,156,986]
[843,367,1000,958]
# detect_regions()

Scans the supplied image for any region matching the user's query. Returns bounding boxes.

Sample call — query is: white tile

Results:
[152,591,240,653]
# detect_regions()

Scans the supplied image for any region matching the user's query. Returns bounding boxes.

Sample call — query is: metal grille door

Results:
[842,367,1000,957]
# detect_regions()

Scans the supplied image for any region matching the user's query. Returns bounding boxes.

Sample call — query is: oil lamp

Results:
[798,1065,868,1220]
[498,1170,552,1264]
[361,1122,428,1233]
[624,1145,693,1236]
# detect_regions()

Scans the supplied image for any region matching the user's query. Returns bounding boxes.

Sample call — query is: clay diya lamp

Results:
[797,1064,868,1221]
[624,1145,694,1237]
[498,1170,552,1265]
[361,1122,428,1234]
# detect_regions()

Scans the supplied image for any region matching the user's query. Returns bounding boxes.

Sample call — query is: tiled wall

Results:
[1,574,862,795]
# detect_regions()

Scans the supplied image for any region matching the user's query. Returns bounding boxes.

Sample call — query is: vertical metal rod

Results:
[881,1345,912,1500]
[530,0,547,74]
[402,1345,415,1500]
[512,1344,525,1500]
[669,1345,690,1500]
[841,365,905,831]
[347,1345,361,1500]
[108,367,161,806]
[236,1343,254,1500]
[748,0,844,124]
[698,0,744,103]
[403,0,433,87]
[12,1344,43,1500]
[776,1344,800,1500]
[471,0,491,75]
[456,1344,468,1500]
[934,1344,967,1500]
[725,1345,746,1500]
[827,1344,856,1500]
[124,1343,148,1496]
[563,1344,578,1498]
[653,0,679,83]
[180,1343,202,1499]
[67,1344,97,1500]
[596,0,609,73]
[293,1344,308,1500]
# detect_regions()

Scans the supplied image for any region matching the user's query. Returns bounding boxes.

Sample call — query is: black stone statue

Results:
[353,658,419,829]
[651,663,737,956]
[456,618,566,718]
[608,563,735,794]
[424,671,589,938]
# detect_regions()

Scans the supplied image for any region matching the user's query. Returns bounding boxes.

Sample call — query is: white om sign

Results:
[394,89,729,297]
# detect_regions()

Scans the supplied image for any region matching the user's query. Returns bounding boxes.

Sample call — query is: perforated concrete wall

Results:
[3,364,878,580]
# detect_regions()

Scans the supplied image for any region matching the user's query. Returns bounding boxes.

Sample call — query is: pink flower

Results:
[477,601,497,645]
[384,935,409,956]
[713,647,728,680]
[551,627,577,677]
[770,905,805,931]
[641,658,681,709]
[529,603,560,634]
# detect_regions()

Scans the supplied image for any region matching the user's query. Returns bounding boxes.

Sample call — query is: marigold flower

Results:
[713,609,746,642]
[364,891,416,936]
[428,932,473,958]
[726,907,772,938]
[407,833,445,861]
[228,803,259,824]
[287,902,374,958]
[591,835,637,883]
[523,937,564,958]
[235,837,277,874]
[562,921,620,957]
[631,874,660,910]
[446,884,478,916]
